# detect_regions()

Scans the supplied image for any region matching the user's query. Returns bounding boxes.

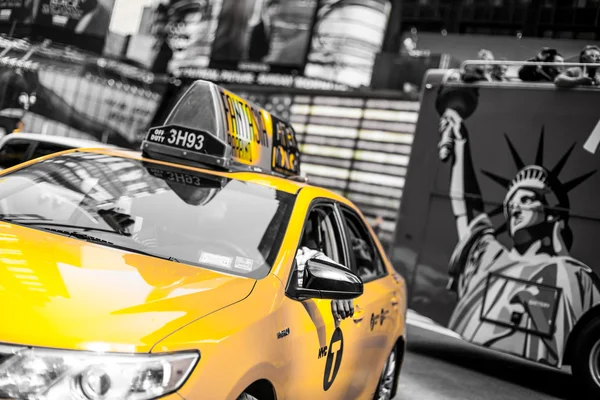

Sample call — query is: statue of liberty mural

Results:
[436,78,600,367]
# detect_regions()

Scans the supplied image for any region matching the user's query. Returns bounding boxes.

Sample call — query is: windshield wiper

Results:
[0,218,130,236]
[36,227,181,263]
[0,214,51,222]
[0,216,180,263]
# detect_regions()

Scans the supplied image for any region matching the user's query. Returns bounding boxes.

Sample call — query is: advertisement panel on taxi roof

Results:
[216,86,300,176]
[153,81,300,177]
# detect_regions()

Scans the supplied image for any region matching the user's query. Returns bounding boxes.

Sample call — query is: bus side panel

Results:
[389,86,442,297]
[397,82,600,367]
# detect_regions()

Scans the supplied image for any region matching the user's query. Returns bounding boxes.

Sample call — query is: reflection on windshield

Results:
[0,153,296,279]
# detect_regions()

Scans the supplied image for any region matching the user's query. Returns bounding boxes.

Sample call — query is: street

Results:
[394,325,577,400]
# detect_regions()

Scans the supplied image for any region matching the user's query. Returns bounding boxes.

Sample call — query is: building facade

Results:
[401,0,600,40]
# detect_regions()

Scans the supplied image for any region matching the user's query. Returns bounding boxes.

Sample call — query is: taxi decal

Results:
[199,252,233,269]
[370,308,390,331]
[276,327,290,339]
[323,327,344,391]
[318,345,327,359]
[233,256,254,271]
[146,124,226,156]
[143,162,228,207]
[146,165,224,188]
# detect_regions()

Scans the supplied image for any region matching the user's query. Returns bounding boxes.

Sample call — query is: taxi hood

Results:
[0,223,256,352]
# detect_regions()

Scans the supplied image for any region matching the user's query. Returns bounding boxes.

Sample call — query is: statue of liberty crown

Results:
[508,165,549,193]
[477,127,597,229]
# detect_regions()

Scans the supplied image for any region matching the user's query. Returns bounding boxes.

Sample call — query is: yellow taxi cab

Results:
[0,80,407,400]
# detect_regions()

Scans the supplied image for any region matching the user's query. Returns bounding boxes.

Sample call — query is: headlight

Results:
[0,345,198,400]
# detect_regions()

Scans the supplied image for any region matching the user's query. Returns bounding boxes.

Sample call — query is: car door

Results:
[282,200,364,400]
[338,204,401,397]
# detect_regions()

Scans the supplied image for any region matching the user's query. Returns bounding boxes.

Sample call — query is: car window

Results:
[0,152,296,280]
[30,142,71,160]
[0,140,31,169]
[299,204,346,266]
[340,207,387,282]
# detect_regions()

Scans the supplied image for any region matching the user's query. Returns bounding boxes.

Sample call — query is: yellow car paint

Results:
[0,148,407,400]
[0,220,256,353]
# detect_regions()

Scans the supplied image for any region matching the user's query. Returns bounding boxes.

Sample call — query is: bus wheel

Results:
[572,318,600,399]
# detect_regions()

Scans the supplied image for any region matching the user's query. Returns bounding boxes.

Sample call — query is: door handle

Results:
[391,298,399,307]
[352,305,365,323]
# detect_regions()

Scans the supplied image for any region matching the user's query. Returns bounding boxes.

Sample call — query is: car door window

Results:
[0,140,31,169]
[340,207,387,282]
[299,203,346,266]
[30,142,70,160]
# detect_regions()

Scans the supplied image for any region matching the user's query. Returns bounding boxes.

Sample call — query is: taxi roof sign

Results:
[141,80,301,179]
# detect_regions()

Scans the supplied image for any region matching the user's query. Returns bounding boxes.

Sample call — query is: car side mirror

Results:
[287,257,363,301]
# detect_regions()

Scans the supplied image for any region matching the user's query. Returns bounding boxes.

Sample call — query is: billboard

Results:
[33,0,115,36]
[148,0,374,88]
[210,0,318,72]
[162,0,224,74]
[155,0,319,76]
[0,0,30,24]
[391,75,600,367]
[0,48,168,149]
[0,0,117,54]
[305,0,391,88]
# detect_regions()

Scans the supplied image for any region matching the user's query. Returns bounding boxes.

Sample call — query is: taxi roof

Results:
[11,80,351,204]
[75,147,309,195]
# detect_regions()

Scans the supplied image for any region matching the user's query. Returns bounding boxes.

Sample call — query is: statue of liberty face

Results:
[506,188,547,237]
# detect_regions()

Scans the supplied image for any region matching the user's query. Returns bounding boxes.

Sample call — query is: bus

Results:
[391,60,600,398]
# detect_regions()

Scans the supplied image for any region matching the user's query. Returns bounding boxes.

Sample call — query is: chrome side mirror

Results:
[287,257,363,301]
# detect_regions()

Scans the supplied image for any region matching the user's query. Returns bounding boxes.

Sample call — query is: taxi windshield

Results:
[0,152,296,279]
